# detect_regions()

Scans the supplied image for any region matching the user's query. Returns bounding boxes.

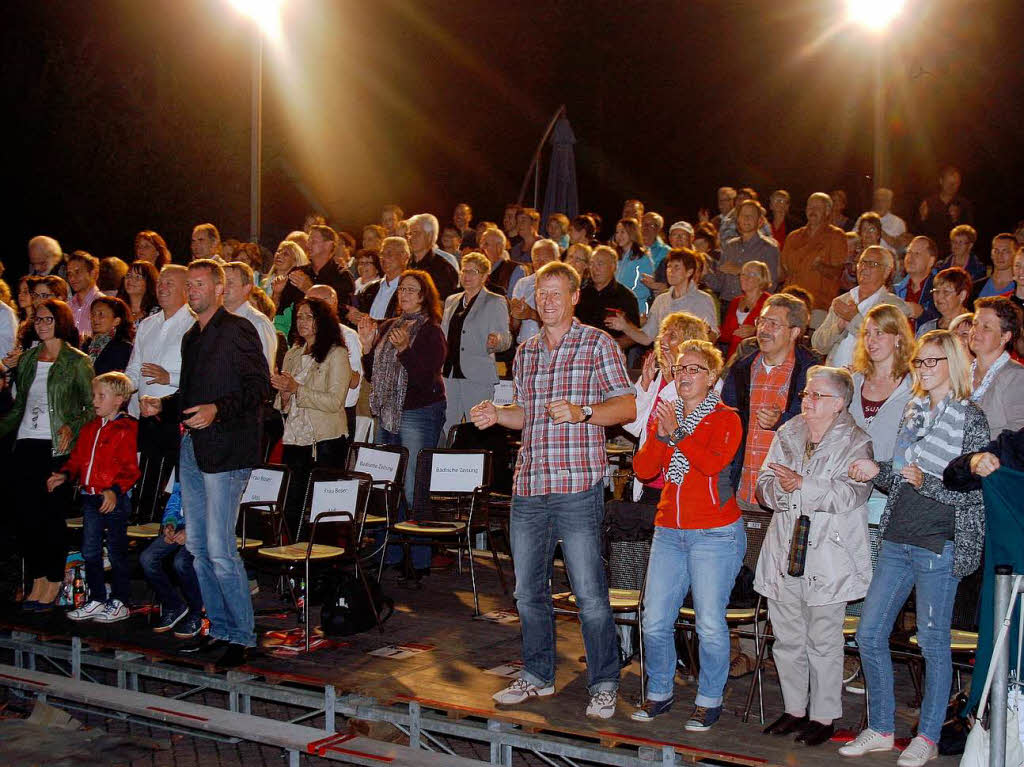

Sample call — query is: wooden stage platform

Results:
[0,555,961,766]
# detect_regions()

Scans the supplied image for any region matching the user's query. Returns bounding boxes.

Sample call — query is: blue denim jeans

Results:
[511,482,619,694]
[80,493,132,605]
[378,400,446,569]
[641,519,746,706]
[179,435,255,646]
[140,534,204,618]
[856,539,959,743]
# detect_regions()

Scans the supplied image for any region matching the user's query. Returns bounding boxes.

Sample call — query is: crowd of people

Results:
[2,167,1024,765]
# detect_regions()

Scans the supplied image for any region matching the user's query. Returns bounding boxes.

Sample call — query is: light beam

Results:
[228,0,284,42]
[846,0,905,33]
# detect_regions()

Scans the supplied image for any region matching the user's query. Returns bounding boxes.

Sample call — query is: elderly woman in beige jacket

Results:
[753,366,873,746]
[271,297,351,528]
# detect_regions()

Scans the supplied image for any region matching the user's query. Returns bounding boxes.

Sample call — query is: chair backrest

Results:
[131,452,175,524]
[951,567,984,632]
[447,422,517,494]
[240,465,290,508]
[300,469,373,545]
[412,449,492,522]
[346,442,408,493]
[602,502,655,592]
[739,508,774,573]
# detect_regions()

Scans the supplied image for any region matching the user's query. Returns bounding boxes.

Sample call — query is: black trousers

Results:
[13,439,71,582]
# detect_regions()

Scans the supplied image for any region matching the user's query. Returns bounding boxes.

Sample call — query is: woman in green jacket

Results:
[0,299,94,610]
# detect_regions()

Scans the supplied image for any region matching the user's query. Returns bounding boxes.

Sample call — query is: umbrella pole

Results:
[517,105,567,207]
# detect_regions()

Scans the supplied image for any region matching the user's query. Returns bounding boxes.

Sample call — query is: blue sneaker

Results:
[152,605,188,634]
[173,613,204,640]
[684,705,722,732]
[630,696,674,721]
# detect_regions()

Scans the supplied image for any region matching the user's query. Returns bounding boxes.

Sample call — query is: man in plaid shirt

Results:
[472,261,636,720]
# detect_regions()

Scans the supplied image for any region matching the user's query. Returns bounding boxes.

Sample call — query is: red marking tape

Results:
[145,706,210,722]
[0,672,48,688]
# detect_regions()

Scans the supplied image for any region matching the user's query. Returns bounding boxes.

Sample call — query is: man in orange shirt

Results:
[779,193,848,326]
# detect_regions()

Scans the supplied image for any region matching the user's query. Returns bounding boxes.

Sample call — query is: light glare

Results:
[228,0,285,41]
[846,0,904,31]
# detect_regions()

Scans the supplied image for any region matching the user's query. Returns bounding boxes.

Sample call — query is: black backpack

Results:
[320,572,394,636]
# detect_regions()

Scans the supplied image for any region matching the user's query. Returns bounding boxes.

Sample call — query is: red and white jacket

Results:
[61,414,140,497]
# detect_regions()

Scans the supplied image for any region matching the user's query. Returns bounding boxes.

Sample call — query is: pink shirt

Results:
[70,285,102,338]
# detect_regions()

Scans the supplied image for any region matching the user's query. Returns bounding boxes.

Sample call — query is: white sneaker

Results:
[838,728,895,756]
[67,600,106,622]
[93,599,130,623]
[586,690,617,719]
[896,735,937,767]
[492,677,555,705]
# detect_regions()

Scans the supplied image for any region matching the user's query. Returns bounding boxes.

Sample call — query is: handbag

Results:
[320,572,394,636]
[961,574,1024,767]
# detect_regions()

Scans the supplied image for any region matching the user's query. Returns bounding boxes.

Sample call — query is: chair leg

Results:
[743,616,772,723]
[304,559,311,653]
[376,528,390,580]
[488,532,509,596]
[466,534,480,617]
[638,610,646,705]
[355,560,385,634]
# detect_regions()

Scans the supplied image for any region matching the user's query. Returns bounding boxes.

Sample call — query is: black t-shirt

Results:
[575,280,640,341]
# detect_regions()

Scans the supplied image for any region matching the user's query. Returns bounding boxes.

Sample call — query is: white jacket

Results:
[622,371,677,502]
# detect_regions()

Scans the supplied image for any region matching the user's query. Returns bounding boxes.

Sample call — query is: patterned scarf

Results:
[666,390,720,484]
[892,392,969,478]
[971,351,1010,402]
[369,312,428,433]
[86,333,111,364]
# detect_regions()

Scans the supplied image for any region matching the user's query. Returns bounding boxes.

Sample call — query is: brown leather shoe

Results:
[763,712,809,735]
[728,652,756,679]
[794,721,835,746]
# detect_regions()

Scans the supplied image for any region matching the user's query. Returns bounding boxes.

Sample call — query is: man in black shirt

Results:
[276,225,355,326]
[407,213,459,299]
[575,245,640,352]
[140,259,270,668]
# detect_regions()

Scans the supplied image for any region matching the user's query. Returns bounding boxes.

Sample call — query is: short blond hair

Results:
[676,339,724,382]
[460,251,490,275]
[655,312,710,368]
[93,371,134,403]
[913,330,972,400]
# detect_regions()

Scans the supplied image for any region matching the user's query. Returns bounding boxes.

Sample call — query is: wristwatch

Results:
[580,405,594,423]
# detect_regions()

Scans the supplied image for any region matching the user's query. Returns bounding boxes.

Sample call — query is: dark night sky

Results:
[4,0,1024,267]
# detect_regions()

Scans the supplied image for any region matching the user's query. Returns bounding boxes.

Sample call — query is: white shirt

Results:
[369,275,401,320]
[231,300,278,374]
[829,285,890,368]
[339,323,363,408]
[17,362,52,440]
[512,274,539,344]
[125,304,196,416]
[0,301,16,361]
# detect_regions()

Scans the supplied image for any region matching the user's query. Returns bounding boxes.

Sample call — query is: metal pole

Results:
[872,42,884,192]
[250,32,263,244]
[992,565,1013,767]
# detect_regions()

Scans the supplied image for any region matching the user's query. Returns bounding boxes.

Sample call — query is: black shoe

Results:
[180,636,229,656]
[215,643,248,668]
[794,721,835,746]
[763,712,809,736]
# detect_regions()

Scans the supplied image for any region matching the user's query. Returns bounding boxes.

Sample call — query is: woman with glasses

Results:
[358,269,447,579]
[630,340,744,732]
[915,267,971,337]
[754,366,873,747]
[440,252,511,443]
[353,248,382,295]
[0,299,94,609]
[843,331,988,766]
[116,260,159,330]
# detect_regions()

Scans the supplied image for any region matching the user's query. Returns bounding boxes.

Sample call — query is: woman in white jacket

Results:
[622,312,711,503]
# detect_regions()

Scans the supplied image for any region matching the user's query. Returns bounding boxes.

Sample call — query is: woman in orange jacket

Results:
[629,340,744,733]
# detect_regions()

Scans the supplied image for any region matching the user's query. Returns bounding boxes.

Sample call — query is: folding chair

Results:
[237,464,292,551]
[343,442,408,569]
[251,469,380,650]
[125,454,175,541]
[383,448,493,615]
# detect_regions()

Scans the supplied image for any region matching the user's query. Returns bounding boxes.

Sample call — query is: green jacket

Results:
[0,342,95,455]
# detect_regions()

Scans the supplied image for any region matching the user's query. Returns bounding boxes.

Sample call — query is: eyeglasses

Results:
[397,286,421,294]
[911,357,948,368]
[460,268,483,276]
[670,363,709,376]
[33,316,54,326]
[857,259,885,269]
[31,292,54,300]
[755,316,788,331]
[798,390,838,401]
[932,287,958,296]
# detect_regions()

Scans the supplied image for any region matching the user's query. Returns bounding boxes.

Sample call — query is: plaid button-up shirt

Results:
[512,319,634,496]
[738,349,795,504]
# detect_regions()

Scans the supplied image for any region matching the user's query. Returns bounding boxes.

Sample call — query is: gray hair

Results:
[807,192,834,214]
[762,292,809,331]
[591,244,620,265]
[806,365,854,407]
[381,235,411,256]
[407,213,439,248]
[532,238,561,260]
[29,235,62,263]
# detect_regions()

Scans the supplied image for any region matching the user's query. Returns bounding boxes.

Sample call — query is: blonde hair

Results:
[654,312,710,369]
[93,371,134,403]
[676,339,725,382]
[913,330,972,400]
[851,303,915,380]
[460,251,490,275]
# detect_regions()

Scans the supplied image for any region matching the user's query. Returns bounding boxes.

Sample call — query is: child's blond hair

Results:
[93,371,134,405]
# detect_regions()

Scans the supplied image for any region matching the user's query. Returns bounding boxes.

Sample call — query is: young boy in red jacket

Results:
[47,372,140,623]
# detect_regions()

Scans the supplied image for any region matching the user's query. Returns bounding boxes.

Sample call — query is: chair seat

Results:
[909,629,977,651]
[678,606,764,621]
[553,588,641,610]
[257,543,345,561]
[364,515,387,525]
[127,523,161,538]
[236,537,263,549]
[392,520,466,535]
[843,615,860,635]
[66,517,84,529]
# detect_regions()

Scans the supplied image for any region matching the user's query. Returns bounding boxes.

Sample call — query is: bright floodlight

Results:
[228,0,284,40]
[846,0,904,31]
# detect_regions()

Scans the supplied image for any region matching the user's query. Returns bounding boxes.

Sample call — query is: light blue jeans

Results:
[856,539,959,743]
[179,434,255,647]
[641,519,746,707]
[511,482,619,694]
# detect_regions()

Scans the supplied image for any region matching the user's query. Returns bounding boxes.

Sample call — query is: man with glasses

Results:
[721,294,818,511]
[812,245,911,368]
